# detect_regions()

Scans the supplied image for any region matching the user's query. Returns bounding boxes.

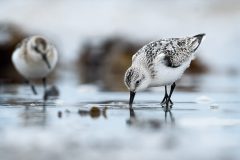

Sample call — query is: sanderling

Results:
[124,33,205,110]
[12,36,58,99]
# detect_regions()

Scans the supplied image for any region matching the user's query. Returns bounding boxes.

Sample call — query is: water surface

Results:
[0,75,240,160]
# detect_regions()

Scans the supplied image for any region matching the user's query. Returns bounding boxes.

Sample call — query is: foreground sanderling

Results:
[124,33,205,110]
[12,36,58,99]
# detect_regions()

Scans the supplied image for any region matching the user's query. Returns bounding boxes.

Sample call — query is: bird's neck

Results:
[25,42,42,62]
[132,65,151,82]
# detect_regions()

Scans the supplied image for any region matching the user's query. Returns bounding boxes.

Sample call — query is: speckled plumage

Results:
[133,34,204,76]
[124,34,205,93]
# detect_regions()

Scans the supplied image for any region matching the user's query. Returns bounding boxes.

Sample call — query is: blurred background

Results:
[1,1,240,160]
[0,0,240,91]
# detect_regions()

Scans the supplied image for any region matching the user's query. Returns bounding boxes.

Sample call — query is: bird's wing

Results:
[153,34,204,67]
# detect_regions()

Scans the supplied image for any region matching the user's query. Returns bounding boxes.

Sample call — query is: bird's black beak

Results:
[129,91,136,105]
[42,54,51,69]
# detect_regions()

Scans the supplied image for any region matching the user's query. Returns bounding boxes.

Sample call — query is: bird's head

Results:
[124,66,151,105]
[33,36,48,53]
[30,36,51,69]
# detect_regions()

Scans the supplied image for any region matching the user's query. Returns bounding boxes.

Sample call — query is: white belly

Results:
[12,49,57,79]
[150,59,192,87]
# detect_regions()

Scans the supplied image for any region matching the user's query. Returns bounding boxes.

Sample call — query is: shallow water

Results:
[0,75,240,160]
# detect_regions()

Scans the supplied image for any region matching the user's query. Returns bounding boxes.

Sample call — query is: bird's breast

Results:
[149,60,191,86]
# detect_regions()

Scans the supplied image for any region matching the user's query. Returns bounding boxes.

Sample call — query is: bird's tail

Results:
[189,33,206,52]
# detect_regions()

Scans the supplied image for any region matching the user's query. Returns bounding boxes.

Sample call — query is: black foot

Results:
[43,85,59,101]
[161,85,173,107]
[162,82,176,110]
[161,94,173,108]
[162,100,173,111]
[161,97,173,106]
[161,95,168,105]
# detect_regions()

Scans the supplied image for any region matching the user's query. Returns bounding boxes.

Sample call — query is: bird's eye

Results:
[136,80,140,85]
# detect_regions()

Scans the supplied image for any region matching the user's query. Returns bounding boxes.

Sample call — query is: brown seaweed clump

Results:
[185,58,208,74]
[77,37,142,91]
[0,23,28,83]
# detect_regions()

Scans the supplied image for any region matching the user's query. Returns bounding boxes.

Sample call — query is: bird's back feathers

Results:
[132,34,205,69]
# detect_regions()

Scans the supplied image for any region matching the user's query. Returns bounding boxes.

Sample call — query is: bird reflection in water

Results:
[164,110,175,127]
[20,87,60,126]
[127,105,175,128]
[20,102,47,127]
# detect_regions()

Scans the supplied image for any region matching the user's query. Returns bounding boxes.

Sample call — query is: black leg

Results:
[161,86,168,105]
[42,78,48,101]
[166,82,176,109]
[25,80,37,95]
[161,86,174,107]
[42,77,47,91]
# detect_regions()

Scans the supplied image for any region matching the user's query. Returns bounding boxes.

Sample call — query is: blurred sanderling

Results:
[124,33,205,111]
[12,35,58,99]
